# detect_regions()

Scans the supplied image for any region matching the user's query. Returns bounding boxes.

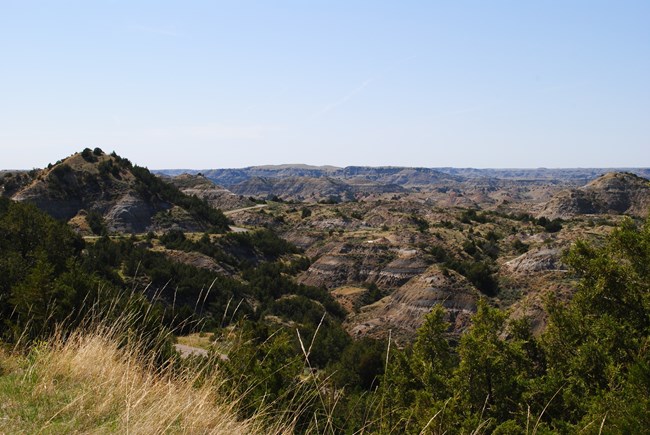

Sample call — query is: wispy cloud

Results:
[129,24,180,37]
[313,78,374,118]
[311,55,416,119]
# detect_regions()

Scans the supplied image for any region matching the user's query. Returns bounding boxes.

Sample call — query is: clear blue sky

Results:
[1,0,648,169]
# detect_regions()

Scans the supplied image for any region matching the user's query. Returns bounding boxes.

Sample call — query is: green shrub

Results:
[86,210,107,235]
[81,148,96,162]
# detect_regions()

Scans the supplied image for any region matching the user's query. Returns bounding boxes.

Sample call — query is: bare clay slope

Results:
[227,195,632,343]
[349,266,480,345]
[166,173,254,211]
[538,172,650,219]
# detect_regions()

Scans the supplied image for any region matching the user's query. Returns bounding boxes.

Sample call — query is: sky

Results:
[1,0,649,169]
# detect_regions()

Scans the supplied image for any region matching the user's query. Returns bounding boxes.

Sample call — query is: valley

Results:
[3,151,649,344]
[1,149,649,433]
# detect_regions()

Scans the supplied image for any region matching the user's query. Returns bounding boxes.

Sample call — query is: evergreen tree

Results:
[541,216,650,429]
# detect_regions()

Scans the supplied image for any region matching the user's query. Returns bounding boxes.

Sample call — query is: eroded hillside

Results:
[8,149,230,234]
[224,192,635,343]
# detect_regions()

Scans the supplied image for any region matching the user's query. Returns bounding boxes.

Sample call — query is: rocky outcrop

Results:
[103,193,168,233]
[11,158,107,221]
[369,257,429,288]
[157,166,464,202]
[167,174,253,211]
[299,255,361,289]
[538,172,650,219]
[229,176,356,202]
[348,266,479,343]
[163,249,231,275]
[191,165,341,186]
[13,189,85,221]
[503,248,566,274]
[298,241,397,289]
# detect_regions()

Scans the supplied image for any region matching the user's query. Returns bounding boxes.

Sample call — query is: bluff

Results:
[157,165,460,202]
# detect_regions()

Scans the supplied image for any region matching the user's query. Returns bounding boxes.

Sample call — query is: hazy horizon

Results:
[4,153,650,173]
[1,1,648,169]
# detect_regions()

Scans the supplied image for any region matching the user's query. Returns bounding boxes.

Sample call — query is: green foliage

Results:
[216,325,306,421]
[412,306,454,398]
[265,292,348,366]
[330,337,386,390]
[540,216,650,426]
[435,219,456,229]
[360,282,383,306]
[130,164,231,232]
[426,244,449,263]
[446,258,499,296]
[85,210,107,235]
[536,216,563,232]
[225,229,300,260]
[0,172,33,195]
[454,300,535,423]
[159,228,187,247]
[48,163,73,188]
[512,238,529,254]
[80,148,96,162]
[319,196,340,204]
[0,199,171,351]
[460,208,489,224]
[410,214,430,232]
[496,211,534,222]
[97,159,121,179]
[426,231,501,295]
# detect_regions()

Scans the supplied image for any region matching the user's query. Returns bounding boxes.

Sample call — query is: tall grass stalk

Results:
[0,300,294,434]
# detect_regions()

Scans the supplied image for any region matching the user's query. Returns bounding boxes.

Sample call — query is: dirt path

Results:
[174,343,208,358]
[223,204,268,216]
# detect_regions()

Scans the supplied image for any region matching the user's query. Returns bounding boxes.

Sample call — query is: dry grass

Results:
[0,325,293,434]
[331,286,367,296]
[176,332,215,350]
